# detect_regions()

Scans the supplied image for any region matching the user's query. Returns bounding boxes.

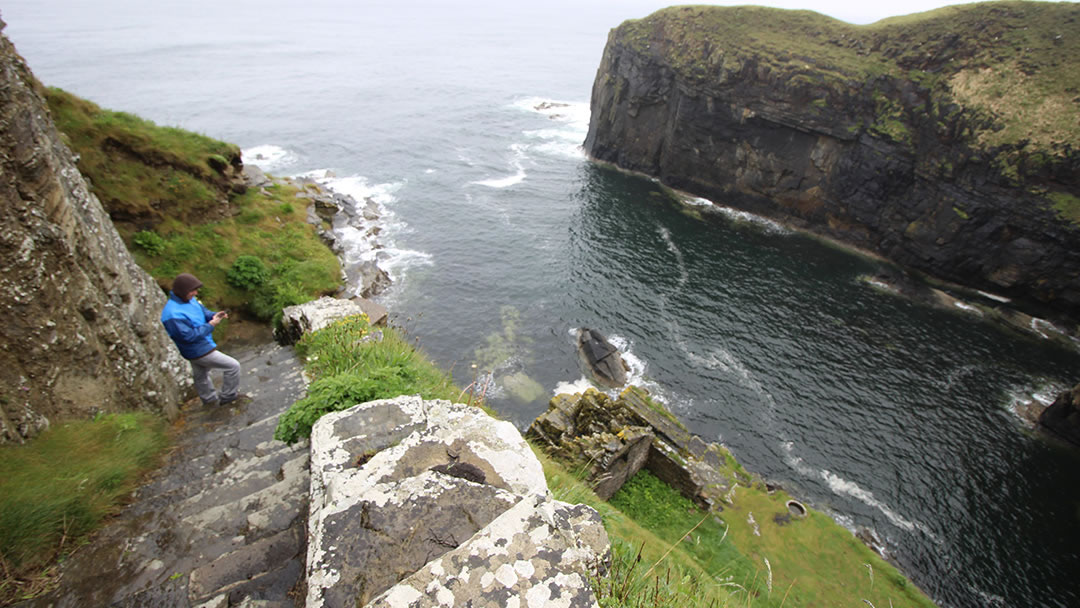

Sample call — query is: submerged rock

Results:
[576,327,629,388]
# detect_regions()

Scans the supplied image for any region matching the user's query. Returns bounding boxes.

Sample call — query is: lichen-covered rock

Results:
[528,387,734,509]
[369,493,609,608]
[0,24,188,442]
[307,395,608,608]
[277,296,368,344]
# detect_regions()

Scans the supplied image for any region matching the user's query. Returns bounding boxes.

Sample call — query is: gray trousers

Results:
[190,350,240,404]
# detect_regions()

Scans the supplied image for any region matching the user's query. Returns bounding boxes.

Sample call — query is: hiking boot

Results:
[220,393,252,406]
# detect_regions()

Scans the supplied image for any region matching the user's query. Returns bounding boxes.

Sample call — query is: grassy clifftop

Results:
[616,1,1079,155]
[46,88,341,326]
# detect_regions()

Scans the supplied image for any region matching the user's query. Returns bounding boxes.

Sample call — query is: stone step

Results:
[187,527,304,605]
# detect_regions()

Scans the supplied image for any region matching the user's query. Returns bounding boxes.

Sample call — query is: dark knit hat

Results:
[172,273,203,300]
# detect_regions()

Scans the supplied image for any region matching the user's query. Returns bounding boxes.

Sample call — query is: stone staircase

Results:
[21,340,311,608]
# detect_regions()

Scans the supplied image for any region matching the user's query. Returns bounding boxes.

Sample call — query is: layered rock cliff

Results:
[585,2,1080,318]
[0,23,188,442]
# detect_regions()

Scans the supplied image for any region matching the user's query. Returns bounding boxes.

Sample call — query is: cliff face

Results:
[585,2,1080,318]
[0,24,188,443]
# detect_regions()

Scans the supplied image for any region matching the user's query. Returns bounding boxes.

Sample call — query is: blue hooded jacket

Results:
[160,291,218,359]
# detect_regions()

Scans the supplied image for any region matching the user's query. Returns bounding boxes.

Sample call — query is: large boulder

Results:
[576,328,628,388]
[307,395,609,608]
[278,296,383,344]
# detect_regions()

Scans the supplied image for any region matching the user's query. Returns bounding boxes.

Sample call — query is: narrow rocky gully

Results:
[22,332,311,608]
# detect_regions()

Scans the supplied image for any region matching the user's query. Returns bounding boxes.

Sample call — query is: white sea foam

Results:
[300,172,433,290]
[513,97,589,159]
[553,377,597,396]
[684,196,714,207]
[242,144,298,172]
[1005,380,1066,424]
[470,143,528,188]
[658,226,688,288]
[711,203,790,234]
[862,277,898,293]
[977,290,1012,303]
[780,441,815,477]
[822,470,937,540]
[953,301,983,315]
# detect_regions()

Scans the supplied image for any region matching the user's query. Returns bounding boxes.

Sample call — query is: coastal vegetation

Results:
[615,1,1078,172]
[273,315,460,444]
[45,88,342,327]
[11,88,943,607]
[0,413,166,604]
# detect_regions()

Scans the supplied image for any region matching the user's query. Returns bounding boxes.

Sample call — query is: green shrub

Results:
[274,367,418,444]
[250,278,307,325]
[132,230,166,256]
[226,255,270,290]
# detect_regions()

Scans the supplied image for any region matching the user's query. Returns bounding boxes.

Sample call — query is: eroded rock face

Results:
[0,25,188,442]
[307,395,609,608]
[585,6,1080,319]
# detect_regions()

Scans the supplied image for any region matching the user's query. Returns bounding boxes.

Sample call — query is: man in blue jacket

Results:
[161,273,242,406]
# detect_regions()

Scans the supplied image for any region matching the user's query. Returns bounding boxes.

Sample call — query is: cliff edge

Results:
[0,22,188,442]
[585,1,1080,318]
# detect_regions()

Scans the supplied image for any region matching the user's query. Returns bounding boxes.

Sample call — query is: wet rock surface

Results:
[576,328,629,389]
[307,395,609,608]
[18,340,311,608]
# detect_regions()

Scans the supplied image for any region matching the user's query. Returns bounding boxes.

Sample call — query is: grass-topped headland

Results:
[614,1,1079,158]
[45,88,342,327]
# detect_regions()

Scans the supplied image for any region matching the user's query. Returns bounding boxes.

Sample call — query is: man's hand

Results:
[209,310,228,326]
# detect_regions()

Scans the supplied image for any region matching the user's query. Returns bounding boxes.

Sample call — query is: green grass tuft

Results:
[274,316,460,443]
[0,413,166,603]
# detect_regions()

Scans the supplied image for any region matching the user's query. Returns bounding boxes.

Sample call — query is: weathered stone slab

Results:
[307,396,608,608]
[369,492,609,608]
[351,296,388,326]
[278,296,368,344]
[188,527,303,603]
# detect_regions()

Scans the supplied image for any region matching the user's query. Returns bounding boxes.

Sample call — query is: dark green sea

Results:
[6,1,1080,605]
